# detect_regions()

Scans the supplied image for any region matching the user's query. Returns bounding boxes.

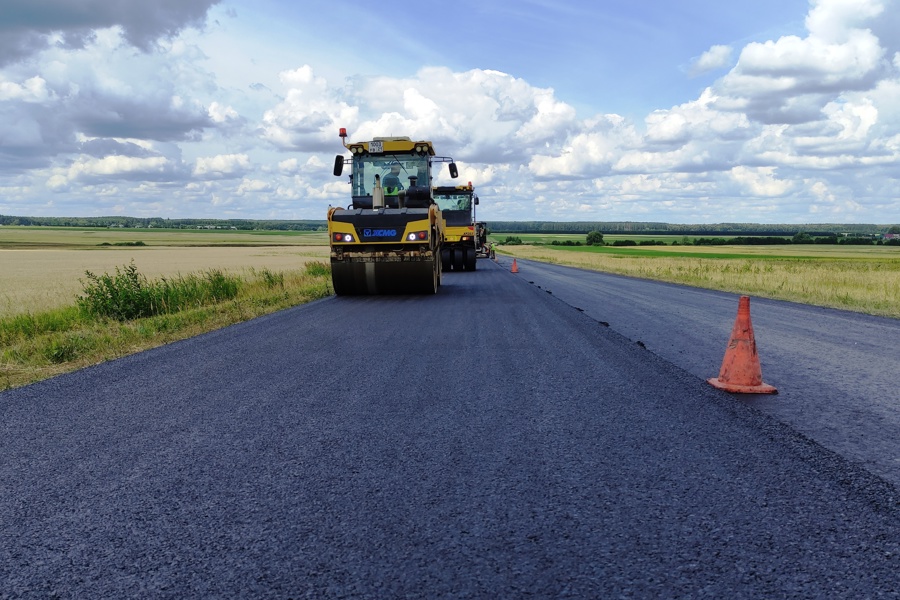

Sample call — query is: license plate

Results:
[369,141,383,153]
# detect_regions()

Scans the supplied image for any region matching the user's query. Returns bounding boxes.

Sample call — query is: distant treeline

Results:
[486,221,898,236]
[2,215,898,236]
[525,234,900,247]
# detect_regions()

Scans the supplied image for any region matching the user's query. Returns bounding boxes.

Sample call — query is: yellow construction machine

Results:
[329,128,459,294]
[433,183,482,271]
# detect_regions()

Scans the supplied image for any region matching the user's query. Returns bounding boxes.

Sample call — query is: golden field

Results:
[0,227,328,317]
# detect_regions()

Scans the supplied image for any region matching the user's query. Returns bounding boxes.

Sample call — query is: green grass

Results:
[554,244,816,260]
[491,232,785,246]
[77,261,241,321]
[0,261,333,391]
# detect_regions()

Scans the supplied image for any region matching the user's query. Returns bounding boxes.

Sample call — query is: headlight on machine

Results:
[333,232,355,243]
[406,231,428,241]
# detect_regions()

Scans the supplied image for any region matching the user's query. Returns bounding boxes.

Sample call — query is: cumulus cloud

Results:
[46,153,181,191]
[278,158,300,174]
[193,153,250,179]
[805,0,885,42]
[263,65,582,164]
[0,0,221,66]
[237,178,272,194]
[69,155,171,178]
[689,45,733,77]
[208,101,240,124]
[261,65,359,152]
[3,0,900,223]
[713,0,890,125]
[730,166,793,196]
[0,27,217,176]
[0,75,52,102]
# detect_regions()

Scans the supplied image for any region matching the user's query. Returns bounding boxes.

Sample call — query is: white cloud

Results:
[208,101,239,124]
[4,0,900,223]
[237,178,271,194]
[0,76,52,102]
[689,45,733,77]
[278,158,299,174]
[528,114,638,178]
[806,0,885,43]
[72,155,170,176]
[713,1,888,126]
[193,153,250,178]
[261,65,359,152]
[49,156,175,189]
[730,166,793,196]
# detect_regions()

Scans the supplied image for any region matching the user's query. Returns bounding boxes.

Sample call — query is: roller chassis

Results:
[328,204,444,295]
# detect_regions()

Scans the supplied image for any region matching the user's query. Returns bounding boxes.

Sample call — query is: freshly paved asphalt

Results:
[499,256,900,487]
[1,260,899,598]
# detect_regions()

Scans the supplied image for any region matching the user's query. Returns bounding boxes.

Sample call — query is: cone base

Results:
[707,377,778,394]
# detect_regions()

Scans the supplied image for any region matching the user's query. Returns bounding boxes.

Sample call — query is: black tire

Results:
[426,260,441,294]
[452,248,464,271]
[441,248,452,272]
[465,248,477,271]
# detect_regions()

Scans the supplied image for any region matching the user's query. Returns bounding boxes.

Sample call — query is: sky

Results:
[1,0,899,224]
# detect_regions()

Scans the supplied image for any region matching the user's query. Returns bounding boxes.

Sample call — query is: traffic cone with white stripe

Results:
[708,296,777,394]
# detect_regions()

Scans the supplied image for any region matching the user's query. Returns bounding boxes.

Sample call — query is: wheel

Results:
[452,248,464,271]
[430,257,439,293]
[441,248,452,272]
[465,248,477,271]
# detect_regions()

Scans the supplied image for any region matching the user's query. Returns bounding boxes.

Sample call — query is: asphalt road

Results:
[498,256,900,487]
[1,260,899,598]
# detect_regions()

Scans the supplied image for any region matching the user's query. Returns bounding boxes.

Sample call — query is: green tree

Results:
[586,230,604,246]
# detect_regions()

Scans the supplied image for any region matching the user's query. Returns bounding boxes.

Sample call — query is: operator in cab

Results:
[383,164,403,196]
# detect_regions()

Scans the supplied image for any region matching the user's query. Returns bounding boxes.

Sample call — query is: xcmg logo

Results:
[363,229,397,238]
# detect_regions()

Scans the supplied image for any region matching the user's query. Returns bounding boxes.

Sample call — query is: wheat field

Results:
[1,244,329,317]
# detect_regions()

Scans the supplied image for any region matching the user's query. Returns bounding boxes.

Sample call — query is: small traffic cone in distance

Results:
[511,259,518,273]
[708,296,777,394]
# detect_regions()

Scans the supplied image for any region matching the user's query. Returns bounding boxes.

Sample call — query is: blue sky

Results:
[2,0,899,224]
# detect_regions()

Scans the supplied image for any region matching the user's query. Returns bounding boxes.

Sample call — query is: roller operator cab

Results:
[330,128,458,295]
[433,183,482,272]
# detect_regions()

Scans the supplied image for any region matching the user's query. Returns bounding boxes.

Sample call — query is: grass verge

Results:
[1,261,332,391]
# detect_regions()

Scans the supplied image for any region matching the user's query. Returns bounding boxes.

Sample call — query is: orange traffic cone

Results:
[511,259,519,273]
[708,296,777,394]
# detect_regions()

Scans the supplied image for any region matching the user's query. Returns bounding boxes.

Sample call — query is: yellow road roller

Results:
[434,182,481,272]
[329,128,459,295]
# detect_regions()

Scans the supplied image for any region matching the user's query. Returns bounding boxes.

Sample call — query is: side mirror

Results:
[449,162,458,178]
[474,196,479,205]
[333,155,344,176]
